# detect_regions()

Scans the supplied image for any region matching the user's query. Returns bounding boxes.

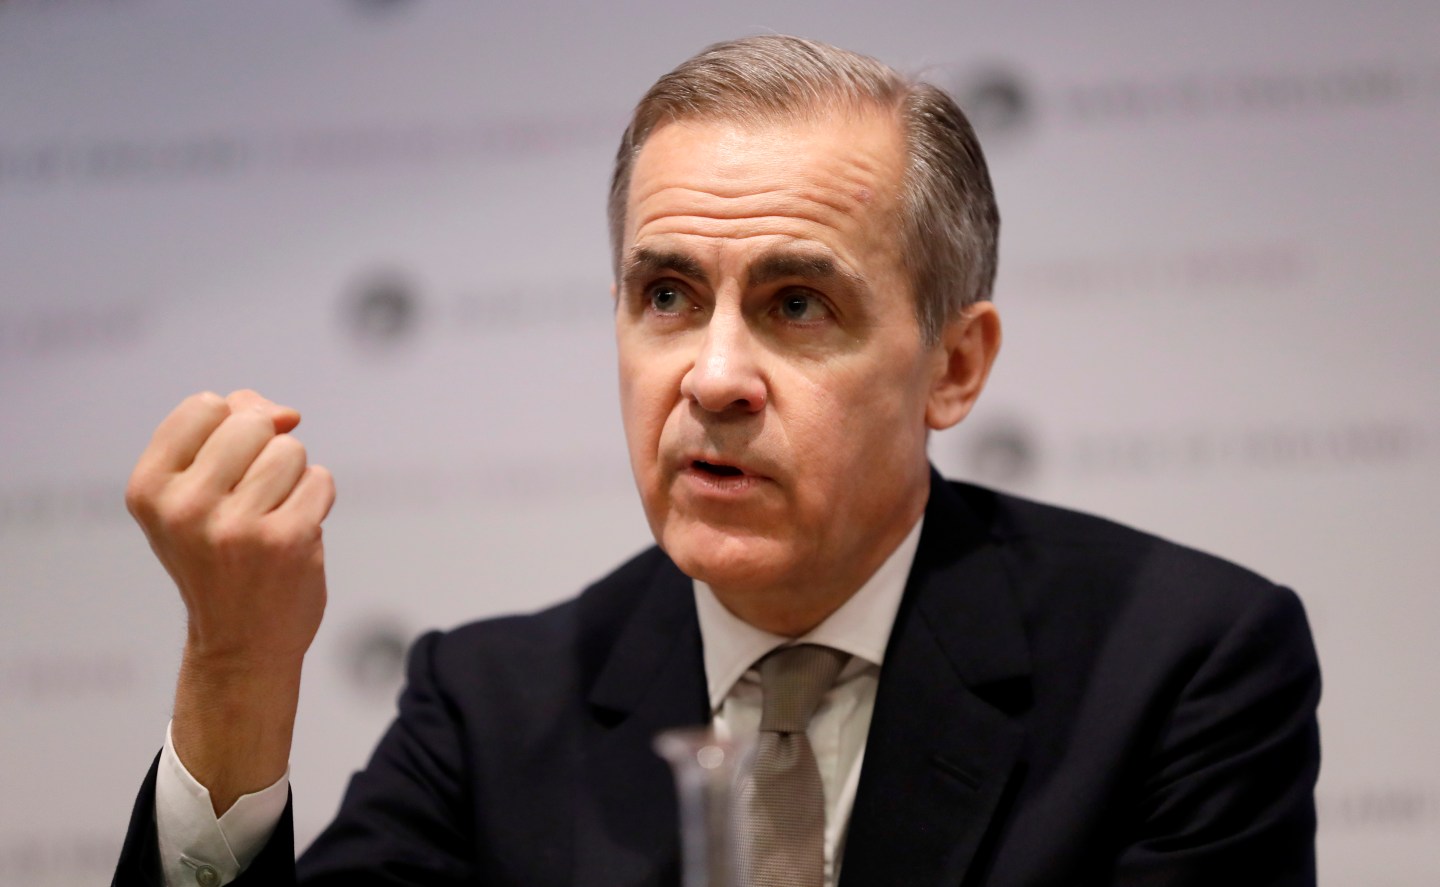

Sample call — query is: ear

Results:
[925,301,1002,431]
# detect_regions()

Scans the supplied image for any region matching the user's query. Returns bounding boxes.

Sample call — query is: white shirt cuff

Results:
[155,721,289,887]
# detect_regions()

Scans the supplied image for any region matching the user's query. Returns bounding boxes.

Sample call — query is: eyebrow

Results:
[621,245,867,293]
[746,251,866,291]
[620,248,708,290]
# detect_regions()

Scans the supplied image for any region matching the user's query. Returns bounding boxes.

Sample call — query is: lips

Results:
[678,451,771,483]
[692,459,745,478]
[668,447,773,502]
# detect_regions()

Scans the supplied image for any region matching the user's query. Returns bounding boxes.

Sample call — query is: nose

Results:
[679,308,767,414]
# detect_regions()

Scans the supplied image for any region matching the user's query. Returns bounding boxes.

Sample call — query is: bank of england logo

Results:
[348,0,416,14]
[953,67,1034,143]
[344,268,421,347]
[962,417,1040,486]
[342,617,411,699]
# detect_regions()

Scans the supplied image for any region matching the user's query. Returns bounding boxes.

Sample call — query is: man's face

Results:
[615,109,947,620]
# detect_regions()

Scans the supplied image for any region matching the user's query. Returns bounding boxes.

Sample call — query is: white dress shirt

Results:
[156,722,289,887]
[694,517,920,887]
[155,516,921,886]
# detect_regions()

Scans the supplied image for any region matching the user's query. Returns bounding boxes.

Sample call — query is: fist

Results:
[125,390,336,665]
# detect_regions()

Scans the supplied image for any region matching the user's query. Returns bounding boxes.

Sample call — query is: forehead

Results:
[623,110,907,271]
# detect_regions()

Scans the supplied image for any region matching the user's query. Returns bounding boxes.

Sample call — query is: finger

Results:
[187,407,280,494]
[275,464,336,526]
[135,391,231,476]
[231,433,308,514]
[227,389,302,435]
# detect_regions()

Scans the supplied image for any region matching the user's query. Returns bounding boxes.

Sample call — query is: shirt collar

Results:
[693,516,924,713]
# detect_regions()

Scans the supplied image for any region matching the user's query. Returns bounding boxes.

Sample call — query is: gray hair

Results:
[607,35,999,343]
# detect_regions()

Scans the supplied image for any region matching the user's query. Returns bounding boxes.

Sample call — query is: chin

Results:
[660,521,797,593]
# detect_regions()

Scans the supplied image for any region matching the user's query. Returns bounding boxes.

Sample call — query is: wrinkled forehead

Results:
[618,112,913,302]
[613,98,907,241]
[623,108,909,240]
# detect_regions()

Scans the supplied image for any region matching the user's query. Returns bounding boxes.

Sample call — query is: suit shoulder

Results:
[938,481,1317,716]
[955,479,1275,579]
[944,479,1300,626]
[420,545,678,675]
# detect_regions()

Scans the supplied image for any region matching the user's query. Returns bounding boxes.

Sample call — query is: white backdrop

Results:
[2,2,1437,884]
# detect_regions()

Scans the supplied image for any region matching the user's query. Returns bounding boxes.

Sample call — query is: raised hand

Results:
[126,390,336,813]
[127,389,334,664]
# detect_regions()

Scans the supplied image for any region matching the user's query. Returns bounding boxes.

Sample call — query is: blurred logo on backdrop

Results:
[1064,65,1415,123]
[0,482,125,530]
[0,0,143,13]
[1318,786,1440,831]
[337,264,613,350]
[347,0,417,14]
[343,268,423,348]
[938,60,1427,147]
[0,651,138,701]
[1071,420,1430,476]
[341,615,413,700]
[950,66,1036,145]
[958,415,1042,488]
[0,303,149,358]
[1005,242,1309,303]
[954,415,1434,485]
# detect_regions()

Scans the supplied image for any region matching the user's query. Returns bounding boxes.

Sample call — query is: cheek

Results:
[619,381,657,455]
[781,374,855,470]
[792,357,928,466]
[617,348,678,464]
[616,334,648,420]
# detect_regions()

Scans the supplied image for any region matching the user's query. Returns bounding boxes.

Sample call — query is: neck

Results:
[709,497,926,637]
[718,588,849,638]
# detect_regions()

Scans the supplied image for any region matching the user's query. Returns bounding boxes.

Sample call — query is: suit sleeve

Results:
[1112,586,1321,887]
[294,630,477,885]
[112,631,473,887]
[111,754,299,887]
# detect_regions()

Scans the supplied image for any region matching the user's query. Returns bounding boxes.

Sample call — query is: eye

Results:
[647,282,691,315]
[776,290,831,322]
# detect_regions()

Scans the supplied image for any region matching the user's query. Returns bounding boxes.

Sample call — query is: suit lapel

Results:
[568,475,1030,887]
[574,556,709,887]
[841,474,1031,887]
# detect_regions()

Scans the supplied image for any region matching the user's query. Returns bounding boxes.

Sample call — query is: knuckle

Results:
[269,433,307,462]
[256,520,296,550]
[185,390,229,419]
[311,464,335,493]
[226,389,273,413]
[207,512,253,549]
[162,495,210,533]
[230,407,271,430]
[258,516,315,555]
[218,410,272,444]
[124,473,159,517]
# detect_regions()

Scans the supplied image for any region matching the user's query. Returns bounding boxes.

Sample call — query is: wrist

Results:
[175,646,304,727]
[180,638,306,679]
[172,648,304,815]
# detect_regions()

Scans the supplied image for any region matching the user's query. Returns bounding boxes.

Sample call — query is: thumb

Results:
[226,389,302,433]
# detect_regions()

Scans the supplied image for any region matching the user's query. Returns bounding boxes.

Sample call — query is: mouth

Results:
[673,444,772,497]
[691,459,746,478]
[678,454,769,494]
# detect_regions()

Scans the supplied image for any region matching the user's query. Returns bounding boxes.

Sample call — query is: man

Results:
[114,35,1320,887]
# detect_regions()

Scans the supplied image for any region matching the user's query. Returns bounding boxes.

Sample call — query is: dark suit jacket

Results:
[114,474,1320,886]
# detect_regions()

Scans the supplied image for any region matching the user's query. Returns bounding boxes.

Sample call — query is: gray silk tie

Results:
[737,644,850,887]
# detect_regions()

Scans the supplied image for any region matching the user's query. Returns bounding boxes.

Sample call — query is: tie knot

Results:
[757,644,849,734]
